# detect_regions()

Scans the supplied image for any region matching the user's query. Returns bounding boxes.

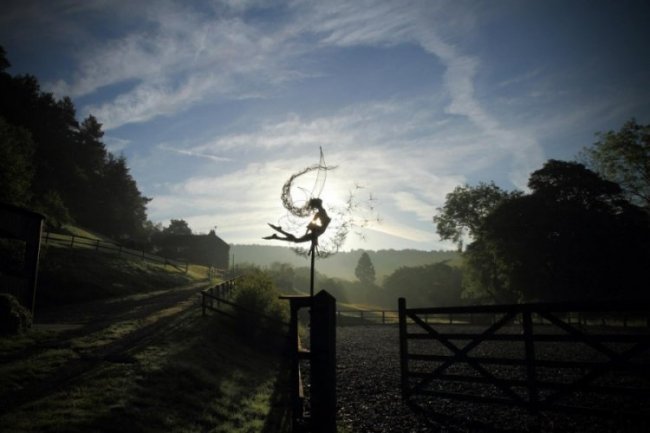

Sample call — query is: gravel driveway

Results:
[335,325,649,433]
[337,325,437,433]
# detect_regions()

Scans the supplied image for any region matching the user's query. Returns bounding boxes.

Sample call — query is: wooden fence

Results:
[42,231,190,271]
[280,292,336,433]
[201,280,339,433]
[398,298,650,422]
[200,278,237,316]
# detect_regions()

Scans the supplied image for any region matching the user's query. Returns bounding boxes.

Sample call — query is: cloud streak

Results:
[6,0,579,250]
[44,0,544,190]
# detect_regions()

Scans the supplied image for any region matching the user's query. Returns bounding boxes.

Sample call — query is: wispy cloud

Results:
[41,0,544,191]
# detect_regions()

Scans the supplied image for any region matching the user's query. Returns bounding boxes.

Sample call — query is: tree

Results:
[268,262,295,291]
[96,155,151,238]
[163,219,192,236]
[355,252,376,285]
[582,119,650,210]
[433,182,521,302]
[0,46,9,72]
[433,182,521,250]
[383,262,463,307]
[480,160,650,302]
[0,117,34,206]
[0,46,151,237]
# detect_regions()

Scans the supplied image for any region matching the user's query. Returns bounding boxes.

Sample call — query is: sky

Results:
[1,0,649,252]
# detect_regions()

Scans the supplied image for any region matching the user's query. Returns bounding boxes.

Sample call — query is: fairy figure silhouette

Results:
[263,198,331,246]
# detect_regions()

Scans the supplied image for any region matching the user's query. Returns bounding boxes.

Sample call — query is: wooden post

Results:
[382,311,385,324]
[398,298,409,400]
[70,235,75,248]
[310,244,316,297]
[522,310,538,413]
[310,291,336,433]
[201,291,206,317]
[279,295,312,431]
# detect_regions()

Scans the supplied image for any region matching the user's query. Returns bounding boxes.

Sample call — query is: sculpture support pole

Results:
[310,241,316,298]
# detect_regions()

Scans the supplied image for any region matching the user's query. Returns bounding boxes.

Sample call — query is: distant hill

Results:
[231,244,459,281]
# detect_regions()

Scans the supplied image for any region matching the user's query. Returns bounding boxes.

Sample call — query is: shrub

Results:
[232,270,289,338]
[0,293,32,335]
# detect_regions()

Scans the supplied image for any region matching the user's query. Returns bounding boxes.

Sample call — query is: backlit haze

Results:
[2,1,649,251]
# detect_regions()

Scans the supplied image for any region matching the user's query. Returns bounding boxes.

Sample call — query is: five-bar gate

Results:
[398,298,650,420]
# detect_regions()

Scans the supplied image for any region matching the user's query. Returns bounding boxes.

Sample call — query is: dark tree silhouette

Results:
[0,117,34,206]
[354,252,376,285]
[0,46,151,237]
[433,181,521,250]
[383,262,463,307]
[481,160,650,302]
[582,119,650,210]
[163,219,193,236]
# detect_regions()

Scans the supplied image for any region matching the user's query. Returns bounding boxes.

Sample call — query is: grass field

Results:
[1,226,293,432]
[36,240,209,307]
[0,309,290,433]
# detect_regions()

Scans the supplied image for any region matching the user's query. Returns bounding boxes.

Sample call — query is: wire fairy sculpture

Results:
[263,147,381,295]
[263,147,334,257]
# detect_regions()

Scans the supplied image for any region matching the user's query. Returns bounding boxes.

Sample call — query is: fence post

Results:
[70,235,75,248]
[398,298,409,400]
[522,309,539,413]
[96,239,100,251]
[201,291,206,317]
[311,291,337,433]
[382,311,385,324]
[279,295,312,430]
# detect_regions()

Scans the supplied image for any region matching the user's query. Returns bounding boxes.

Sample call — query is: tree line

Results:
[233,252,464,309]
[0,46,149,239]
[434,120,650,303]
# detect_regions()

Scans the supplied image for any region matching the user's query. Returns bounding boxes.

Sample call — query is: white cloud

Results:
[44,0,544,190]
[13,0,555,249]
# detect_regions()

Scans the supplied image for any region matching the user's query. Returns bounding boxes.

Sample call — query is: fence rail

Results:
[398,298,650,421]
[42,231,193,272]
[338,304,650,328]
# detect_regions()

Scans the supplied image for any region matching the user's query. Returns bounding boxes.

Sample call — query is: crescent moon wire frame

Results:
[281,147,334,218]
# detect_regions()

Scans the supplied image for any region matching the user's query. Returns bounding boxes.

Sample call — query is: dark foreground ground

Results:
[335,325,649,433]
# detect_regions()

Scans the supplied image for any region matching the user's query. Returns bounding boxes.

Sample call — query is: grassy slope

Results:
[0,311,290,433]
[37,243,204,306]
[1,229,291,433]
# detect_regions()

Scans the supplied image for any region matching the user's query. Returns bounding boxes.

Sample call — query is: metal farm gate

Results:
[398,298,650,425]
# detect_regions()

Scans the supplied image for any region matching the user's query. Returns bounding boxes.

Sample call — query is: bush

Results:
[0,293,32,335]
[232,270,289,338]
